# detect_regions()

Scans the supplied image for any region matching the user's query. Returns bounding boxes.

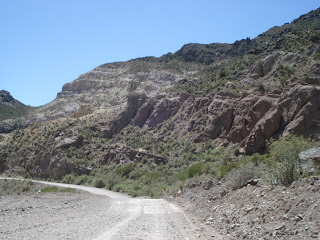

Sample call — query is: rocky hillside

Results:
[0,59,202,133]
[0,8,319,193]
[174,176,320,239]
[0,91,31,132]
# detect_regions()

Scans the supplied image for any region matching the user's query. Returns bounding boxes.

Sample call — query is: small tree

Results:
[268,135,312,186]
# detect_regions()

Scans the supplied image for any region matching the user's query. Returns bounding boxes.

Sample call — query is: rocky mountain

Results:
[0,8,320,194]
[0,90,31,132]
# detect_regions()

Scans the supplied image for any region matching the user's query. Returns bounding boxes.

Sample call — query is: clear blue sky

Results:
[0,0,319,106]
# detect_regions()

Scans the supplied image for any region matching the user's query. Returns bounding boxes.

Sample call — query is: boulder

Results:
[299,147,320,174]
[56,135,84,148]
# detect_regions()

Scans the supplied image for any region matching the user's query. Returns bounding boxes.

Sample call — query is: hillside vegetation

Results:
[0,91,31,122]
[0,8,320,199]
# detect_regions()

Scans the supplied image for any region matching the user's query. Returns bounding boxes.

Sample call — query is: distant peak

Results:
[0,90,14,103]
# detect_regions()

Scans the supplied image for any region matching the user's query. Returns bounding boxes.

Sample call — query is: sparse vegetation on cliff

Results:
[0,8,320,201]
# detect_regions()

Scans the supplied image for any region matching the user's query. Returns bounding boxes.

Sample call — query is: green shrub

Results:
[175,170,189,181]
[94,178,106,188]
[21,185,31,192]
[129,168,147,179]
[202,162,218,176]
[41,186,59,192]
[310,34,320,43]
[41,186,76,193]
[187,162,203,178]
[258,84,265,91]
[219,69,229,78]
[105,172,122,190]
[313,53,320,60]
[175,162,204,180]
[61,174,76,184]
[116,163,135,177]
[266,135,314,186]
[147,182,167,198]
[140,171,162,185]
[219,164,232,178]
[75,175,89,185]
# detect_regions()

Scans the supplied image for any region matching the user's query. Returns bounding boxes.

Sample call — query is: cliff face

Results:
[0,8,320,178]
[0,59,202,133]
[90,84,320,154]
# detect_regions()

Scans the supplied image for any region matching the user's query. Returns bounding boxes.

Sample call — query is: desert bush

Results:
[266,135,314,186]
[41,186,59,192]
[219,164,233,178]
[258,83,265,92]
[175,162,204,181]
[219,69,229,78]
[116,163,135,177]
[186,162,203,178]
[225,165,256,190]
[75,175,89,185]
[61,174,76,184]
[105,172,122,190]
[94,177,106,188]
[310,34,320,43]
[147,182,168,198]
[202,162,218,176]
[175,169,189,181]
[313,52,320,60]
[129,168,147,179]
[140,171,162,185]
[41,186,76,193]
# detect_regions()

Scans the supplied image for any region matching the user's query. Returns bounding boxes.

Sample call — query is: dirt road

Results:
[0,178,216,240]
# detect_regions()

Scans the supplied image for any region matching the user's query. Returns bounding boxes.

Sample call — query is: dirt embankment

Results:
[172,177,320,240]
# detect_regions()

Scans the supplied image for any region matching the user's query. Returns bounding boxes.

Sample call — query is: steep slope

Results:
[1,8,320,133]
[0,91,31,121]
[0,7,320,183]
[0,59,203,133]
[0,91,32,133]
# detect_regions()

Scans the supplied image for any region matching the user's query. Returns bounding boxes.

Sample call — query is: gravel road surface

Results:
[0,178,214,240]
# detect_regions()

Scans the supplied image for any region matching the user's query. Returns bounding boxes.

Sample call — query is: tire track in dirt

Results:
[0,177,221,239]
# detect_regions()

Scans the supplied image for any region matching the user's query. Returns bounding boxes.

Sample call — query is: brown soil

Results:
[172,177,320,239]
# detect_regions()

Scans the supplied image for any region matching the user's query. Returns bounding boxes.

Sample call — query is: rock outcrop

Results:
[99,145,166,166]
[91,84,320,154]
[249,52,282,78]
[240,85,320,153]
[1,7,320,181]
[32,156,91,180]
[91,93,148,138]
[299,147,320,174]
[55,134,84,149]
[0,90,30,124]
[0,90,15,104]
